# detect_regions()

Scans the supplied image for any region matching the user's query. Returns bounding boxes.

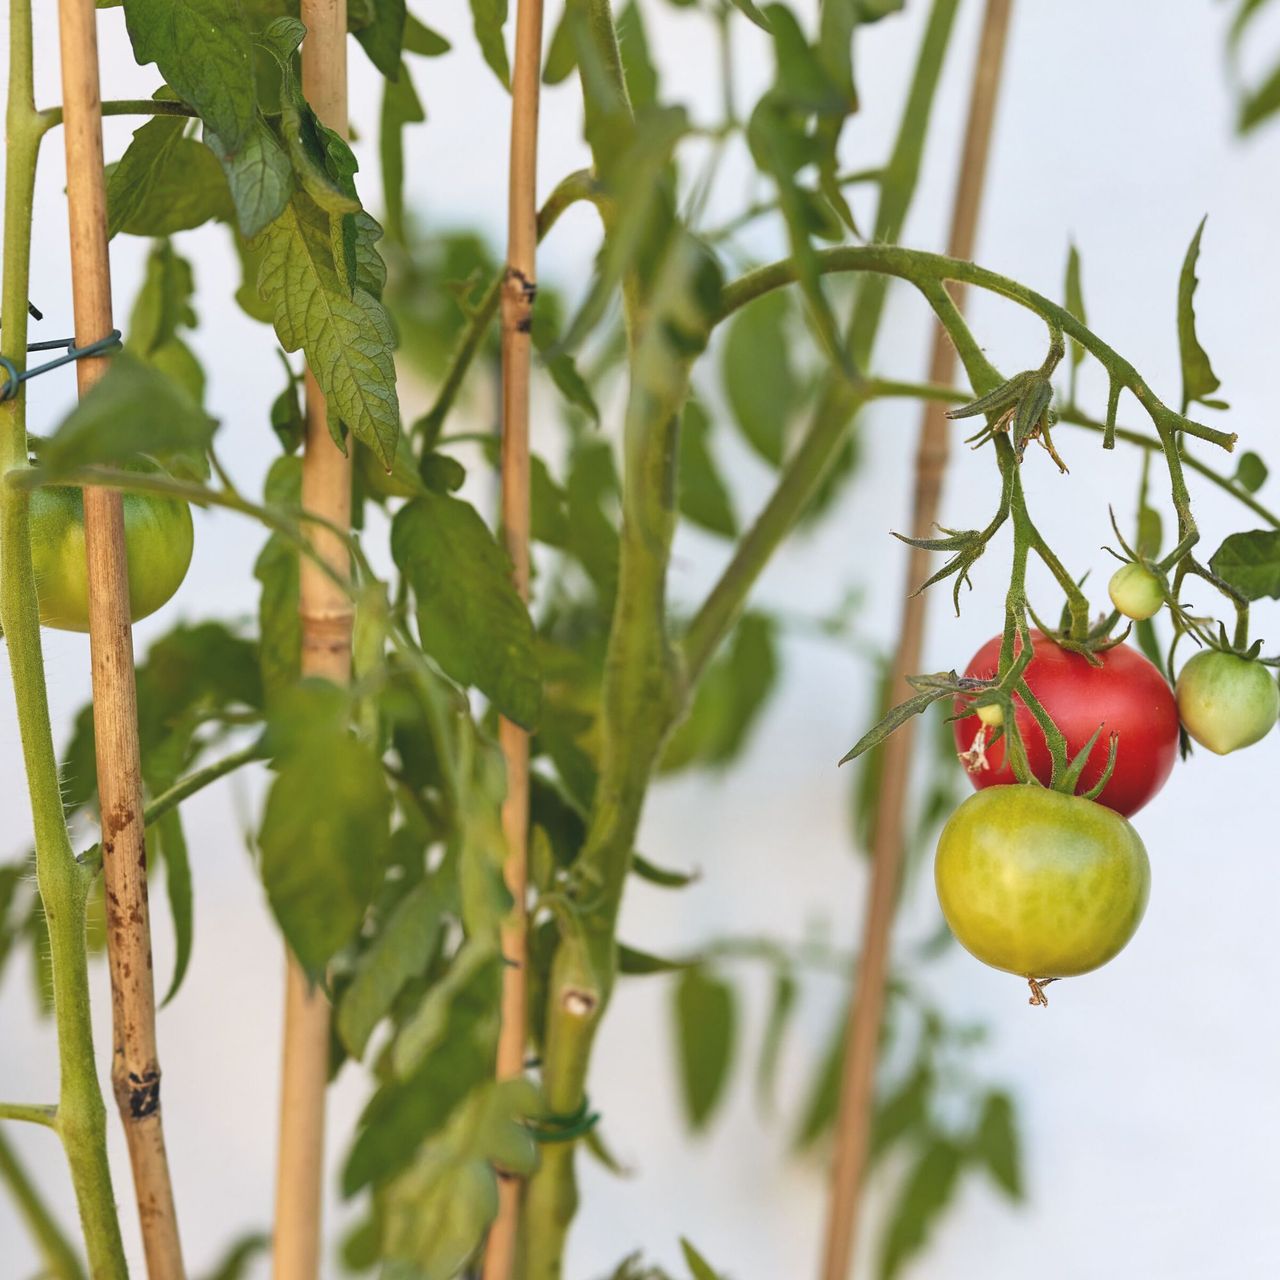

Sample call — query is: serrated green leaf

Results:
[617,2,659,108]
[678,400,736,537]
[123,0,256,149]
[253,457,302,700]
[756,969,796,1111]
[674,968,736,1130]
[1240,58,1280,132]
[1208,528,1280,600]
[206,117,294,240]
[1235,450,1268,493]
[404,13,450,55]
[380,63,425,245]
[41,351,215,475]
[107,116,234,238]
[876,1139,964,1280]
[618,943,694,976]
[255,191,400,465]
[154,810,193,1005]
[470,0,510,86]
[971,1090,1022,1199]
[680,1239,725,1280]
[722,290,798,465]
[392,493,542,727]
[259,683,391,972]
[355,0,406,77]
[337,876,444,1058]
[1177,217,1222,410]
[542,4,576,83]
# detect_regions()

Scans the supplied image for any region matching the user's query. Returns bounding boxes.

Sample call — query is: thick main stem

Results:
[819,4,1014,1277]
[271,4,350,1279]
[484,0,545,1272]
[56,0,186,1274]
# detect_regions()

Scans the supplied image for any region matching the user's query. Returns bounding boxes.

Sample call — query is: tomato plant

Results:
[1,2,1279,1280]
[936,786,1150,980]
[952,630,1180,817]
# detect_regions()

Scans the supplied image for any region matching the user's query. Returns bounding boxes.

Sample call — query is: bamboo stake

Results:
[271,4,349,1279]
[56,2,186,1275]
[483,0,545,1274]
[818,4,1014,1277]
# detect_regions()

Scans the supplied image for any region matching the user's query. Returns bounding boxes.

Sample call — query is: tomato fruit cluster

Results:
[28,465,194,633]
[940,627,1278,989]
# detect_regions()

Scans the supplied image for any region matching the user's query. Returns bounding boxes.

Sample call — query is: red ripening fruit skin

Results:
[953,630,1179,817]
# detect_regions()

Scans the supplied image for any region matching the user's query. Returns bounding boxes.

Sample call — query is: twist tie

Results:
[0,330,122,403]
[528,1096,601,1144]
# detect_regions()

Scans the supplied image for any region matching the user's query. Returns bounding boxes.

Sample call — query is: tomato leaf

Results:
[755,968,796,1111]
[354,0,406,78]
[1239,58,1280,133]
[122,0,256,150]
[379,63,425,246]
[254,190,400,466]
[1235,450,1269,494]
[1063,241,1087,373]
[469,0,510,87]
[205,117,294,240]
[722,290,799,466]
[107,115,234,239]
[1177,217,1222,411]
[618,943,695,976]
[41,350,215,476]
[876,1138,965,1280]
[391,493,542,729]
[680,1239,726,1280]
[969,1090,1023,1200]
[153,810,194,1006]
[253,457,302,701]
[403,13,451,56]
[1208,529,1280,601]
[337,877,445,1059]
[673,967,737,1130]
[631,851,697,889]
[259,683,391,973]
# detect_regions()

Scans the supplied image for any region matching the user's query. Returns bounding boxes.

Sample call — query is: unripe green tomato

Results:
[1108,562,1163,621]
[29,463,194,632]
[1175,649,1280,755]
[935,786,1150,979]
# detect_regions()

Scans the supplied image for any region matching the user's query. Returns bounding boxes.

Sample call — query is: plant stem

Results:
[2,2,127,1274]
[717,246,1236,452]
[484,0,546,1271]
[272,5,351,1278]
[0,1103,58,1128]
[35,97,197,132]
[820,5,1014,1277]
[57,0,187,1268]
[415,169,601,448]
[0,1129,88,1280]
[683,0,962,686]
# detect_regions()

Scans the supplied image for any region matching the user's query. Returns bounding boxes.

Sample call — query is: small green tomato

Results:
[1108,562,1163,622]
[1175,650,1280,755]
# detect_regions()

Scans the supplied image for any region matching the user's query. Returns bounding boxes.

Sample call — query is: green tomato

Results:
[1175,649,1279,755]
[935,786,1150,979]
[1108,562,1163,621]
[29,464,193,633]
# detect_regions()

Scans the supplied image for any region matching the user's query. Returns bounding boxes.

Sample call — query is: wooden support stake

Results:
[271,4,350,1280]
[818,3,1015,1277]
[482,0,545,1273]
[56,1,186,1275]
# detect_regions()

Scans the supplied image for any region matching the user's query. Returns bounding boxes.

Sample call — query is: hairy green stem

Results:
[1,5,126,1271]
[0,1130,87,1280]
[0,1103,58,1128]
[416,168,601,447]
[35,97,197,133]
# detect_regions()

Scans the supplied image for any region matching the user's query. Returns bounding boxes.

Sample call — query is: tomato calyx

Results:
[1027,977,1058,1008]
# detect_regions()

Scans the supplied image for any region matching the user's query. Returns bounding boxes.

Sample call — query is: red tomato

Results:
[953,631,1178,817]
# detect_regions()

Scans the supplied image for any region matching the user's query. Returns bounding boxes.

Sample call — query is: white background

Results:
[3,1,1280,1277]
